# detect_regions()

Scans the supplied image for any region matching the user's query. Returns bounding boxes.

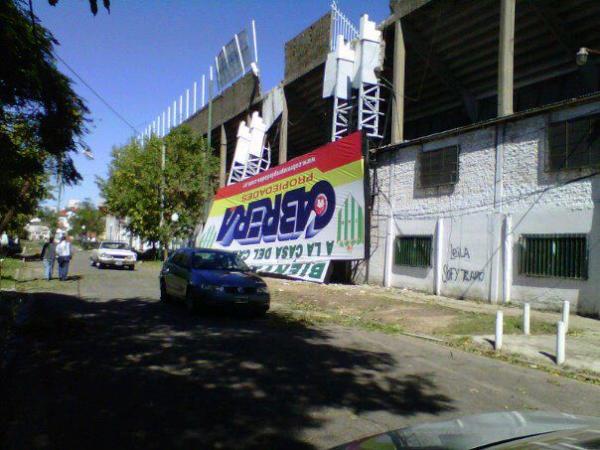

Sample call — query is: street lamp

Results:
[171,212,179,223]
[576,47,600,66]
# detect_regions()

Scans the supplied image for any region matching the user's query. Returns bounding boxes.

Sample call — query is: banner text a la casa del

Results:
[198,132,365,282]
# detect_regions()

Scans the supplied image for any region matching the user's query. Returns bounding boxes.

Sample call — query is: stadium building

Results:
[150,0,600,315]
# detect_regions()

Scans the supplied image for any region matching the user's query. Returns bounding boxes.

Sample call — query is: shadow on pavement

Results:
[1,292,454,449]
[539,350,558,364]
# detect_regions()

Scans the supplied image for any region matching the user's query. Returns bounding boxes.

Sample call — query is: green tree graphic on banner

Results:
[199,225,217,248]
[336,194,364,249]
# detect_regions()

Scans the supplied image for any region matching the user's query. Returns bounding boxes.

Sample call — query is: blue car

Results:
[159,248,270,316]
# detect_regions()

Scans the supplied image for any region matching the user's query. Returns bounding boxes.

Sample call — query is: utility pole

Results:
[55,158,63,217]
[160,142,166,259]
[207,66,214,150]
[56,173,63,214]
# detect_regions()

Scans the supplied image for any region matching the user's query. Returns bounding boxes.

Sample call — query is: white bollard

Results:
[556,320,566,365]
[495,310,503,350]
[523,303,530,335]
[562,300,570,333]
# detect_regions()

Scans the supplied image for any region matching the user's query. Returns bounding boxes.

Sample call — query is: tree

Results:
[98,127,219,258]
[70,199,105,238]
[0,0,88,235]
[37,206,59,229]
[48,0,111,16]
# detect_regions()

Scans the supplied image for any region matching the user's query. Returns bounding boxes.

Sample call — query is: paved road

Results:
[2,252,600,449]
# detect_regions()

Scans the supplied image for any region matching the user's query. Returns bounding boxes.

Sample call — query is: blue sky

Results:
[35,0,389,206]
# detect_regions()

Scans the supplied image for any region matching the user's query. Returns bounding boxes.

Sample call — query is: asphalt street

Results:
[2,251,600,449]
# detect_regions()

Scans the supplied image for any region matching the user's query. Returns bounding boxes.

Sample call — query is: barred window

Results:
[518,234,588,280]
[419,145,459,188]
[548,115,600,171]
[394,236,432,268]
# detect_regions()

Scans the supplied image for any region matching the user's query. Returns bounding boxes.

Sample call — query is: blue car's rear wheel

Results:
[252,306,269,318]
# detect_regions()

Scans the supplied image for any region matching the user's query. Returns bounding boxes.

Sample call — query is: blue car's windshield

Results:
[192,251,249,271]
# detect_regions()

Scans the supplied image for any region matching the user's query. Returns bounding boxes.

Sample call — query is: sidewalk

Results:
[473,333,600,373]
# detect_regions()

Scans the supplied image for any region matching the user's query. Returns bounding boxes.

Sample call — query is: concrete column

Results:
[391,19,405,144]
[384,210,395,288]
[384,159,395,288]
[502,214,512,304]
[279,88,288,164]
[219,125,227,187]
[498,0,515,116]
[434,217,444,295]
[488,214,502,304]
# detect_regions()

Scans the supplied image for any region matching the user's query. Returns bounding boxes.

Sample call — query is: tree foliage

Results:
[70,199,105,238]
[48,0,110,15]
[37,206,59,229]
[0,0,89,234]
[98,127,219,252]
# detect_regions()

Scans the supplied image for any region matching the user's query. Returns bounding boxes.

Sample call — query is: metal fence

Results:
[394,236,433,268]
[330,1,359,51]
[518,234,588,280]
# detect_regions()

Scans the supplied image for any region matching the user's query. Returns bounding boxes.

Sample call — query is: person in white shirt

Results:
[55,236,72,281]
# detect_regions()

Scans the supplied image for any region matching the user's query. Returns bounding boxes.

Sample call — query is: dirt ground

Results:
[266,278,562,336]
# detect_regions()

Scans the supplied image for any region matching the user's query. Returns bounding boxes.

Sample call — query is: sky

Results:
[34,0,390,207]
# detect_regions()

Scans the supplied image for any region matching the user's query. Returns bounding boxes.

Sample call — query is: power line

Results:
[54,53,140,135]
[26,0,139,136]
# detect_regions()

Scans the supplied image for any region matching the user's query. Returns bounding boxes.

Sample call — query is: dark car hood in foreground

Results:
[193,269,264,287]
[331,411,600,449]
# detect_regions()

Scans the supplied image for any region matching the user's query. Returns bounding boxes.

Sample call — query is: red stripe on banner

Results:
[215,131,362,200]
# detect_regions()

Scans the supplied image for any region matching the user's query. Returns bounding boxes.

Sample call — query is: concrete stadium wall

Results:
[284,12,331,83]
[184,72,259,138]
[368,100,600,316]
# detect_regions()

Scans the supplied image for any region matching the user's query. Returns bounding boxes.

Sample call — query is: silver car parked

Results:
[90,241,137,270]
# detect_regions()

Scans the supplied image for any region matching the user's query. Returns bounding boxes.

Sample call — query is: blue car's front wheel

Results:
[185,286,199,314]
[160,279,172,303]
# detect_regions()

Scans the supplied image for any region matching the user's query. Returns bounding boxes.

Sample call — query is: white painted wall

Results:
[369,100,600,316]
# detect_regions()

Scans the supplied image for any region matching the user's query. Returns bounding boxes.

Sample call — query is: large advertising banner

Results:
[199,131,365,282]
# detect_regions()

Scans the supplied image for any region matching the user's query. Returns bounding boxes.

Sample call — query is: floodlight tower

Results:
[227,121,252,185]
[243,112,270,179]
[323,35,356,141]
[322,14,383,141]
[226,112,271,185]
[354,15,383,139]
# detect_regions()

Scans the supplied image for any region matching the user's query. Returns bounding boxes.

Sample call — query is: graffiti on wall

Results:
[443,244,484,283]
[450,244,470,260]
[442,264,485,283]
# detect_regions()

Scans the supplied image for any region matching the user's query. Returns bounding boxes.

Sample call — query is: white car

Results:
[91,241,137,270]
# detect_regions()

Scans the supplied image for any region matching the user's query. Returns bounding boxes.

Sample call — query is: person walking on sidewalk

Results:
[40,235,56,280]
[56,235,72,281]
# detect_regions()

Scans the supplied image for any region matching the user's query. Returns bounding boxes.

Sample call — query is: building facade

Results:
[368,97,600,316]
[163,0,600,312]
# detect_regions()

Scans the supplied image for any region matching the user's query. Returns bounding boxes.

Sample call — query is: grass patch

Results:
[439,311,563,336]
[17,277,77,293]
[270,300,404,335]
[20,240,42,256]
[0,258,23,284]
